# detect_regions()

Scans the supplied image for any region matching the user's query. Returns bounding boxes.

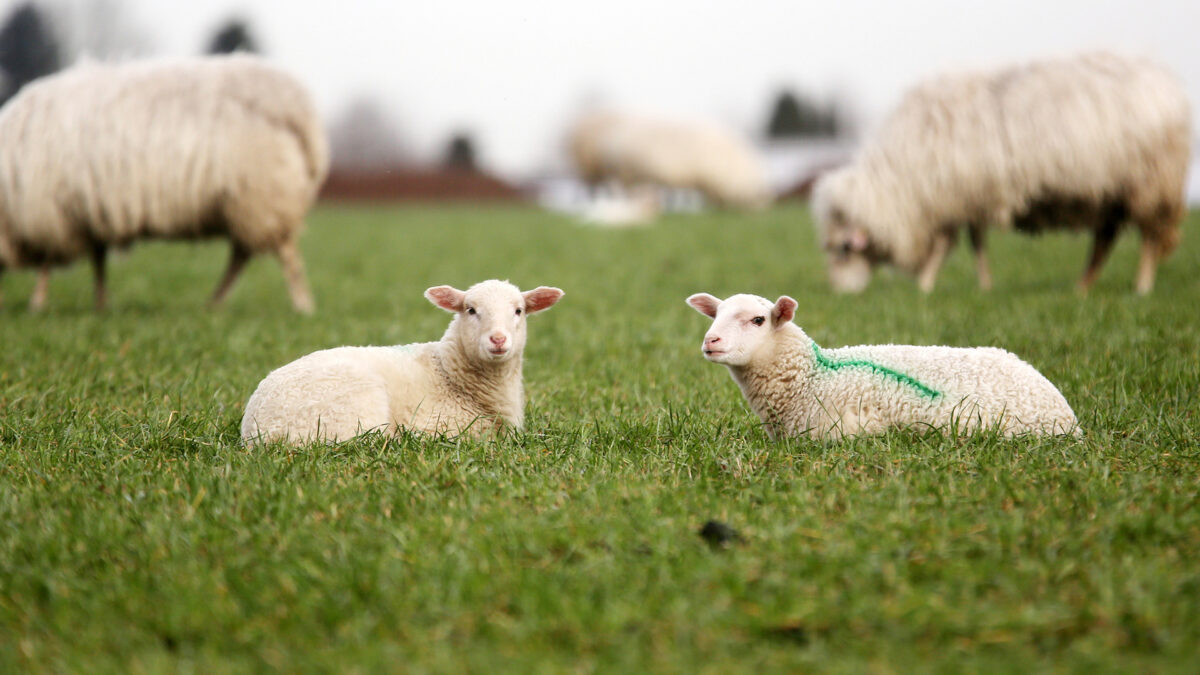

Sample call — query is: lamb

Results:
[686,292,1079,440]
[0,54,329,312]
[811,51,1191,294]
[241,280,564,445]
[566,110,772,217]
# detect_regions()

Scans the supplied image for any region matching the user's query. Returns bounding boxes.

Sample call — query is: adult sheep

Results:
[812,52,1191,294]
[0,54,329,312]
[567,110,772,213]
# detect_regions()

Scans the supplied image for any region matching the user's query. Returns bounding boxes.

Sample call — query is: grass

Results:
[1,203,1198,673]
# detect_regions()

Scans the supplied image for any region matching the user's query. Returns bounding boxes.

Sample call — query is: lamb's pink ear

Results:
[772,296,797,326]
[686,293,721,318]
[425,285,466,312]
[523,286,564,314]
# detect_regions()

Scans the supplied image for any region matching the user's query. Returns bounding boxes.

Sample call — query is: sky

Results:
[9,0,1200,179]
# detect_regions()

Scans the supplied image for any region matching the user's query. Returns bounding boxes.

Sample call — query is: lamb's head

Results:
[686,292,798,367]
[812,168,876,294]
[426,280,564,364]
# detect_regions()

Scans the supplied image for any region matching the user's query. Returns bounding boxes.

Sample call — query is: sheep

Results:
[566,109,772,217]
[812,51,1191,295]
[241,280,564,444]
[0,54,329,312]
[686,292,1079,440]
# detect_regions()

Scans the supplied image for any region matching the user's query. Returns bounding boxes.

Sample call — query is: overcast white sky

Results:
[10,0,1200,178]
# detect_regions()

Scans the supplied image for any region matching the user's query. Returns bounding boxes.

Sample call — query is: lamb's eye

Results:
[467,307,476,316]
[752,316,765,326]
[515,308,522,316]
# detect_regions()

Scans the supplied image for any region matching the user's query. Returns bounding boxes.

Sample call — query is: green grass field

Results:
[1,203,1198,673]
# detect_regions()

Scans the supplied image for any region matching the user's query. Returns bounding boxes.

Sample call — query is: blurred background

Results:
[1,0,1198,205]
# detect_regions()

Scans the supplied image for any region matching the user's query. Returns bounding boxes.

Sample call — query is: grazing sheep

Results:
[241,280,564,444]
[812,51,1191,294]
[0,54,329,312]
[686,292,1079,440]
[566,110,771,217]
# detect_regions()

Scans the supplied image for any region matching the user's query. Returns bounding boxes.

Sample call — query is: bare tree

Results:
[764,88,844,140]
[328,97,412,170]
[46,0,153,61]
[206,17,258,55]
[443,132,478,171]
[0,2,60,104]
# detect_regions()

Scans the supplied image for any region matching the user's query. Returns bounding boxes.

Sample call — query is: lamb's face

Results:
[426,280,564,364]
[685,293,797,368]
[813,170,874,294]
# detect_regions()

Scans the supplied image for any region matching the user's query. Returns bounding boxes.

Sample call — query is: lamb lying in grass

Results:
[241,280,564,444]
[686,292,1079,440]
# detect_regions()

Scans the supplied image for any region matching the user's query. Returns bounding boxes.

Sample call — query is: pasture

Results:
[1,203,1197,672]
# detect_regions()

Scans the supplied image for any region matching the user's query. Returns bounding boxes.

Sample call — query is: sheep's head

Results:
[426,280,564,364]
[812,169,874,294]
[686,292,797,367]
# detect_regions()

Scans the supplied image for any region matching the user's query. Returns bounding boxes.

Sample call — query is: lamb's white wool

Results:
[812,51,1191,295]
[567,110,771,213]
[241,280,564,444]
[0,54,329,312]
[686,292,1079,440]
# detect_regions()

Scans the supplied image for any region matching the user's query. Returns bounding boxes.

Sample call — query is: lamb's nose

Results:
[490,334,506,346]
[704,335,721,347]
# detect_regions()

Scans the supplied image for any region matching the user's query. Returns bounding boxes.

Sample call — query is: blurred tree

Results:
[328,97,411,170]
[47,0,152,61]
[207,18,258,54]
[443,132,478,171]
[765,88,842,140]
[0,2,61,105]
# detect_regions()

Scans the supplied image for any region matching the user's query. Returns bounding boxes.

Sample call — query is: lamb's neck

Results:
[727,326,817,437]
[435,337,525,425]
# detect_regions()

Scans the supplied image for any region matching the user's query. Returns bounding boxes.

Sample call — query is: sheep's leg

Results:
[208,244,251,309]
[968,225,992,291]
[1134,237,1160,295]
[91,242,108,311]
[29,265,50,312]
[275,239,315,314]
[1078,218,1120,293]
[917,230,955,293]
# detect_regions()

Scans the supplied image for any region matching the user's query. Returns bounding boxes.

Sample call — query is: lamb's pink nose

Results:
[490,334,507,346]
[704,335,721,347]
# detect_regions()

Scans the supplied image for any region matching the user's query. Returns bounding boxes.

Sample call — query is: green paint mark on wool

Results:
[812,343,942,400]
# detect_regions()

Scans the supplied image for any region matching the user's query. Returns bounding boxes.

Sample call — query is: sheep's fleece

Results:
[687,293,1079,440]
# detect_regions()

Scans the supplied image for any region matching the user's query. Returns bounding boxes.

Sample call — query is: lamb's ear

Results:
[523,286,564,314]
[425,285,466,312]
[771,296,797,326]
[686,293,721,318]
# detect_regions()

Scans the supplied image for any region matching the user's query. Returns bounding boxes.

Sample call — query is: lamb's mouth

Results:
[704,349,725,357]
[489,348,509,356]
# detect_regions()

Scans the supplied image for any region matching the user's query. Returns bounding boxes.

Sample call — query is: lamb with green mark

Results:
[686,292,1079,440]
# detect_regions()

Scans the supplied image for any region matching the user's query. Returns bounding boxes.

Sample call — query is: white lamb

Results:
[241,280,564,444]
[686,292,1079,440]
[0,54,329,312]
